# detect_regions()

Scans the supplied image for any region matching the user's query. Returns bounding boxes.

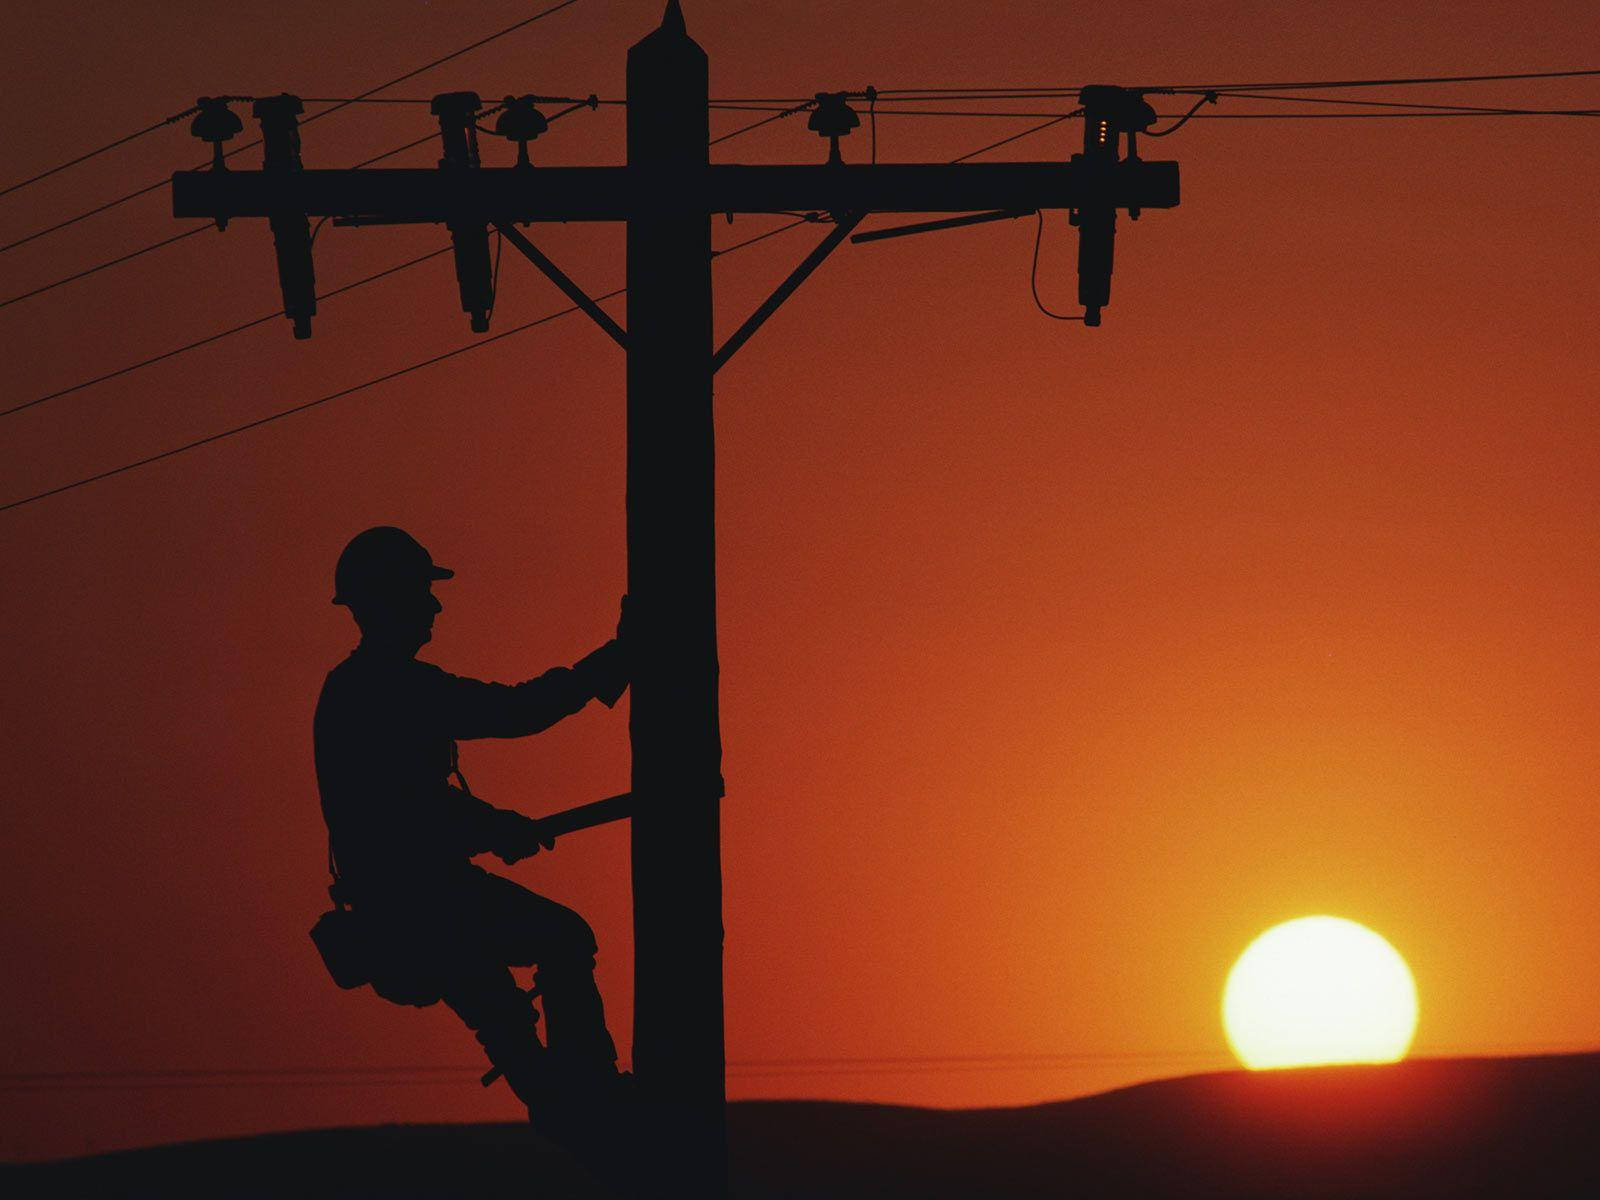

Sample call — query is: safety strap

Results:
[325,836,347,907]
[449,738,475,797]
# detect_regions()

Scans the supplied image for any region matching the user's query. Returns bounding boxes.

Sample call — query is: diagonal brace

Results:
[493,221,627,349]
[712,212,864,374]
[851,208,1030,244]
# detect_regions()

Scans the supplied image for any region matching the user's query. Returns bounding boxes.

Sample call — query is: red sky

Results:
[3,0,1598,1163]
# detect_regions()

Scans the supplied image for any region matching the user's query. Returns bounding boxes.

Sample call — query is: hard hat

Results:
[332,526,453,606]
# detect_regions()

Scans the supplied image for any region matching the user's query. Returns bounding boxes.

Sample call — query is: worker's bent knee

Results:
[537,904,597,964]
[562,909,599,961]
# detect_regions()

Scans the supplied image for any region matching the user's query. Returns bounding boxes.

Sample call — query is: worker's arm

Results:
[438,782,554,860]
[421,599,631,738]
[422,640,627,740]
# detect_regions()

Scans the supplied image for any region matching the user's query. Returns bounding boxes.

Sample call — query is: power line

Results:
[0,95,768,425]
[951,111,1079,162]
[852,68,1600,98]
[300,0,583,111]
[0,1051,1223,1083]
[1145,92,1219,138]
[2,245,452,419]
[2,94,1585,308]
[1188,91,1600,115]
[711,102,812,146]
[0,225,211,311]
[0,216,814,515]
[1,104,1133,513]
[1160,109,1600,119]
[0,1055,1235,1090]
[0,0,586,258]
[1174,67,1600,93]
[10,71,1587,432]
[0,174,177,257]
[0,93,607,315]
[710,104,1600,122]
[29,64,1523,512]
[0,108,199,202]
[697,68,1600,108]
[0,1050,1234,1092]
[0,289,618,516]
[1029,211,1081,323]
[292,93,596,106]
[7,1041,1595,1089]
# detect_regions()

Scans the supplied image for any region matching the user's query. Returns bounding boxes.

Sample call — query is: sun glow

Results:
[1223,916,1418,1070]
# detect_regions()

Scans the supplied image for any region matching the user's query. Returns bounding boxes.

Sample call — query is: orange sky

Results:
[3,0,1598,1163]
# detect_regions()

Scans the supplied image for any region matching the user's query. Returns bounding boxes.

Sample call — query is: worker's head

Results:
[332,526,452,653]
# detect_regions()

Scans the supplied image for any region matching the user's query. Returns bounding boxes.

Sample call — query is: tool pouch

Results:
[310,906,373,990]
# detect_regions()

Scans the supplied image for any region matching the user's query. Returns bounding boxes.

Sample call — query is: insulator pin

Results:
[190,97,244,171]
[496,96,550,168]
[809,92,861,165]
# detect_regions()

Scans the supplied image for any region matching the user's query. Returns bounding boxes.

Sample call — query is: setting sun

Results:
[1223,916,1419,1070]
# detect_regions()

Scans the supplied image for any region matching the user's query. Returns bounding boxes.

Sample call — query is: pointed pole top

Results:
[661,0,687,34]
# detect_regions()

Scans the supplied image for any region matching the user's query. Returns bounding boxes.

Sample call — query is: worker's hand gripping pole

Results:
[252,95,316,339]
[432,91,495,333]
[1072,85,1157,327]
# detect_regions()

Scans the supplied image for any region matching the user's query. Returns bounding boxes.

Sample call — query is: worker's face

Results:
[354,581,442,655]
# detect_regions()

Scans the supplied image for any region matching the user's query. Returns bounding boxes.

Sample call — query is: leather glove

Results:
[576,600,630,708]
[494,811,555,865]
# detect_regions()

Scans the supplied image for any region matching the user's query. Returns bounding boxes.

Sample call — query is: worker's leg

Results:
[439,959,547,1112]
[465,869,617,1076]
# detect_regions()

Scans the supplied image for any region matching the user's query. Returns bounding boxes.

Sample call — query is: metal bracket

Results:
[712,212,863,373]
[492,220,628,349]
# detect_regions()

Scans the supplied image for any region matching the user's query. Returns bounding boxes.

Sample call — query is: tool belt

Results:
[310,877,445,1008]
[309,884,372,991]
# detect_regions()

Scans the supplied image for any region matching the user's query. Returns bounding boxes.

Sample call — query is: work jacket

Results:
[313,640,624,900]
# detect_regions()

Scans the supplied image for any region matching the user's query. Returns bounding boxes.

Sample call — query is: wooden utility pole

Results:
[172,3,1178,1192]
[624,3,727,1182]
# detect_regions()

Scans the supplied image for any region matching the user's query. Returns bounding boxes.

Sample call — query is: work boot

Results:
[474,986,549,1111]
[528,1067,638,1185]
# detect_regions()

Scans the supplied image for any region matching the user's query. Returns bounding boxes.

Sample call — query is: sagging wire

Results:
[1143,90,1218,137]
[485,228,505,329]
[1029,210,1082,322]
[868,85,879,163]
[0,91,597,317]
[0,0,587,255]
[1,245,454,420]
[0,226,209,312]
[0,218,826,514]
[0,105,201,201]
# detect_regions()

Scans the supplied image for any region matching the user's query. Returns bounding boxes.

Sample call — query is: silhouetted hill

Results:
[8,1053,1600,1196]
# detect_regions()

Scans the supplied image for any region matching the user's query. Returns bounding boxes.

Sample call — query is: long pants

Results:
[369,865,616,1111]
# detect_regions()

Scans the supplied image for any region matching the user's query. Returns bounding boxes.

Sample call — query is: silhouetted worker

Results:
[312,526,628,1131]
